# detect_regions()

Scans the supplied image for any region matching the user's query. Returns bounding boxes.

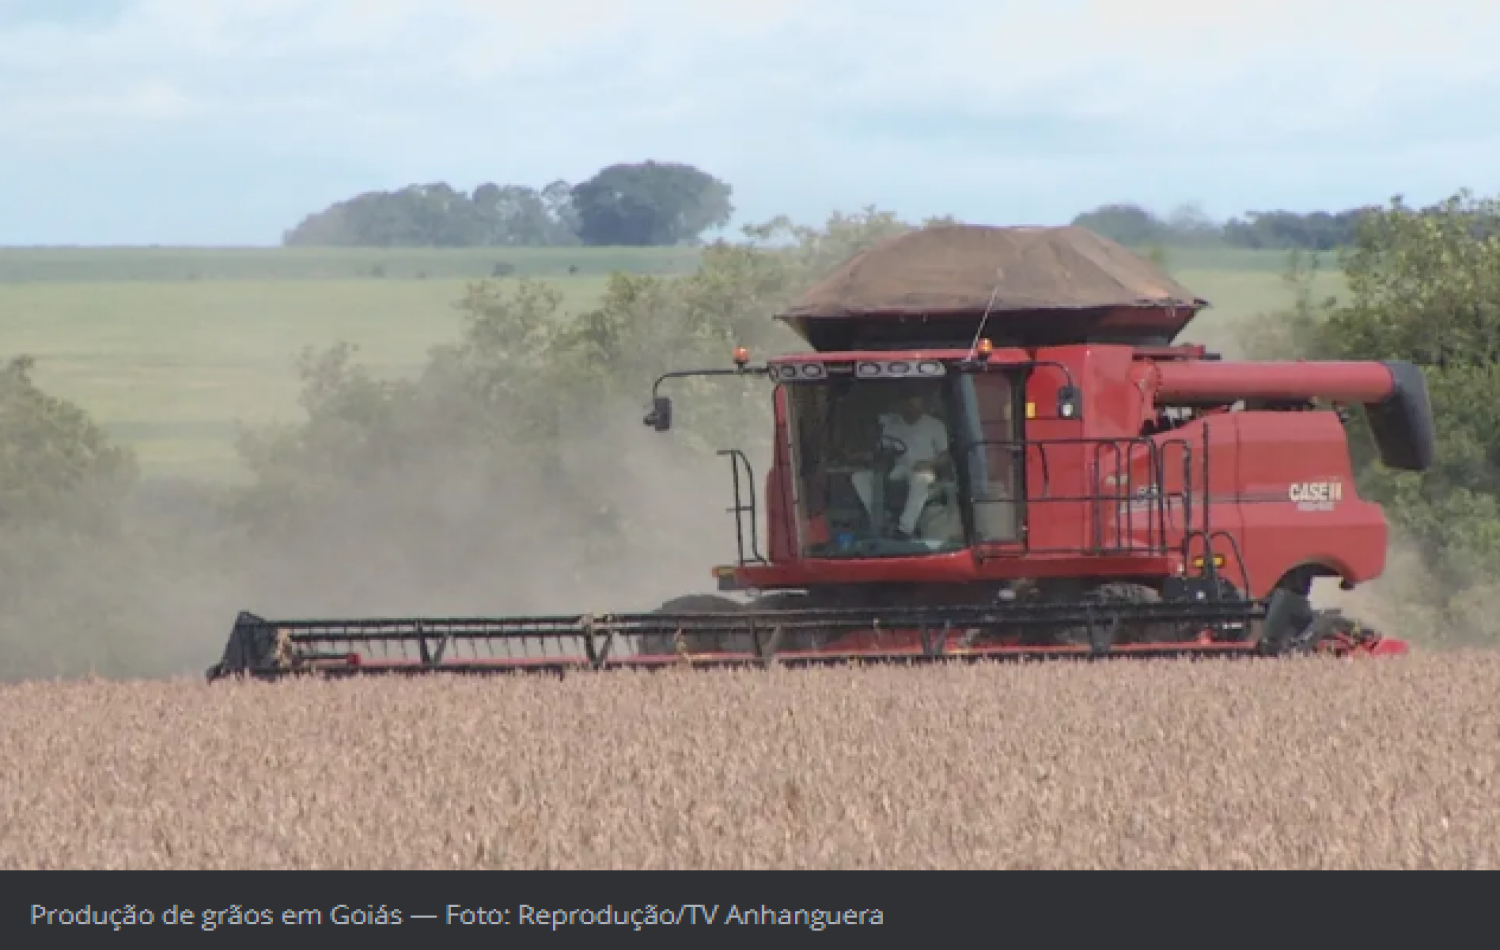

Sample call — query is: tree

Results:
[1164,202,1224,247]
[1221,207,1376,250]
[541,180,581,244]
[0,355,136,531]
[570,161,734,246]
[1070,201,1381,251]
[471,183,553,246]
[0,355,169,680]
[1070,203,1170,246]
[283,181,581,248]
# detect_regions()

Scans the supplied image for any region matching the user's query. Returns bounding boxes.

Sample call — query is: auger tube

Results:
[1153,358,1434,472]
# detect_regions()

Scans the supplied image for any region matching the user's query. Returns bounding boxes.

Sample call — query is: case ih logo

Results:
[1289,479,1343,511]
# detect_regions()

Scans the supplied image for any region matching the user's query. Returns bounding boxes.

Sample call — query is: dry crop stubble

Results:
[2,655,1497,870]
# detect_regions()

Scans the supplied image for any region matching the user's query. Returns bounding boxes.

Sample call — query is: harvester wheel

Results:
[639,593,749,658]
[1052,582,1186,647]
[744,592,823,652]
[656,594,745,613]
[639,592,819,658]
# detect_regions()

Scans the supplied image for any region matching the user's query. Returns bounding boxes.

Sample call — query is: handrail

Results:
[717,448,767,565]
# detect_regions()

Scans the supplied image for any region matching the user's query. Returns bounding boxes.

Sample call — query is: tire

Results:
[655,594,745,613]
[743,591,825,651]
[746,592,815,612]
[640,593,747,657]
[639,592,819,657]
[1052,582,1179,647]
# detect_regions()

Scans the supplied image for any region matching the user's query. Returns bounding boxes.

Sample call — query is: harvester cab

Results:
[207,225,1435,682]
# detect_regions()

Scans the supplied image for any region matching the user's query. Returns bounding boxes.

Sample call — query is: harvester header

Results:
[208,225,1433,681]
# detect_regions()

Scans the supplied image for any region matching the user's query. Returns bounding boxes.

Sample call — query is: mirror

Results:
[643,396,673,431]
[1056,384,1081,420]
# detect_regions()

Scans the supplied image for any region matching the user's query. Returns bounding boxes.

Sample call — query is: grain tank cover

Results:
[777,224,1210,351]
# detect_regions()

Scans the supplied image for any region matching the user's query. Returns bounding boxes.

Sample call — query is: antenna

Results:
[967,267,1004,358]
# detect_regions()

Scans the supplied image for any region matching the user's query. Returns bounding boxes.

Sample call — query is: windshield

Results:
[783,375,966,558]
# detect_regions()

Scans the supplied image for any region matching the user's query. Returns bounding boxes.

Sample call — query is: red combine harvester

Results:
[208,226,1435,680]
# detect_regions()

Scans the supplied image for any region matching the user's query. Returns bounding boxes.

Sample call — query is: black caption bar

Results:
[9,874,906,948]
[0,870,1468,948]
[26,900,882,932]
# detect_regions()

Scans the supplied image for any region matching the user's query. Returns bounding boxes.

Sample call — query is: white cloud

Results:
[1,0,1498,243]
[6,1,1497,139]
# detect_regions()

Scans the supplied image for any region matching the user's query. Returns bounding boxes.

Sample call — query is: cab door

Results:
[955,371,1025,545]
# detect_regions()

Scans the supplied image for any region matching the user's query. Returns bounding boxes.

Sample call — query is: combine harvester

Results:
[207,225,1435,681]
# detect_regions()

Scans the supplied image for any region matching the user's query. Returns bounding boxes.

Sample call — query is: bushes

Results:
[231,207,935,526]
[0,356,136,532]
[0,357,167,679]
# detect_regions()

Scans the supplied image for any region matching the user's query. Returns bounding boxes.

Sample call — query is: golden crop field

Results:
[2,655,1495,870]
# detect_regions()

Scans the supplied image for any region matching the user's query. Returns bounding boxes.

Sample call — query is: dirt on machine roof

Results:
[780,224,1209,320]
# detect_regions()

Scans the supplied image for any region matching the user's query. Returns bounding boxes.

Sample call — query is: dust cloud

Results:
[1314,529,1496,647]
[2,392,755,682]
[1312,534,1434,640]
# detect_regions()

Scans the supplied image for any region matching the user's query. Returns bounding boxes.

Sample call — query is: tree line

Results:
[283,161,734,249]
[1070,202,1382,251]
[283,156,1417,252]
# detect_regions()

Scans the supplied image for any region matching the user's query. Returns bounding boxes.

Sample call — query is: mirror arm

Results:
[644,365,770,432]
[650,365,768,400]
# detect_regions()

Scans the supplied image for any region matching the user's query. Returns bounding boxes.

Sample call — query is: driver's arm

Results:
[912,416,949,473]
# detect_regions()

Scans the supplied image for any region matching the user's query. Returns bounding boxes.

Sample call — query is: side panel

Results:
[1155,412,1247,591]
[1015,358,1089,553]
[1080,347,1155,556]
[1233,411,1386,595]
[1018,346,1162,559]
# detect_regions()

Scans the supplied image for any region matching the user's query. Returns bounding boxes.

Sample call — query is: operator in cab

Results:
[850,386,951,540]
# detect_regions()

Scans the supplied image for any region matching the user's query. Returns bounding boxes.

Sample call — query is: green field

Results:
[0,244,1343,481]
[0,245,704,282]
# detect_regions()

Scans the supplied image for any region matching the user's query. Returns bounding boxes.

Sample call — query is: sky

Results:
[1,0,1498,246]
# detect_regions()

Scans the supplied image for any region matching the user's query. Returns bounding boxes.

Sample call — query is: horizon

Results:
[3,1,1499,246]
